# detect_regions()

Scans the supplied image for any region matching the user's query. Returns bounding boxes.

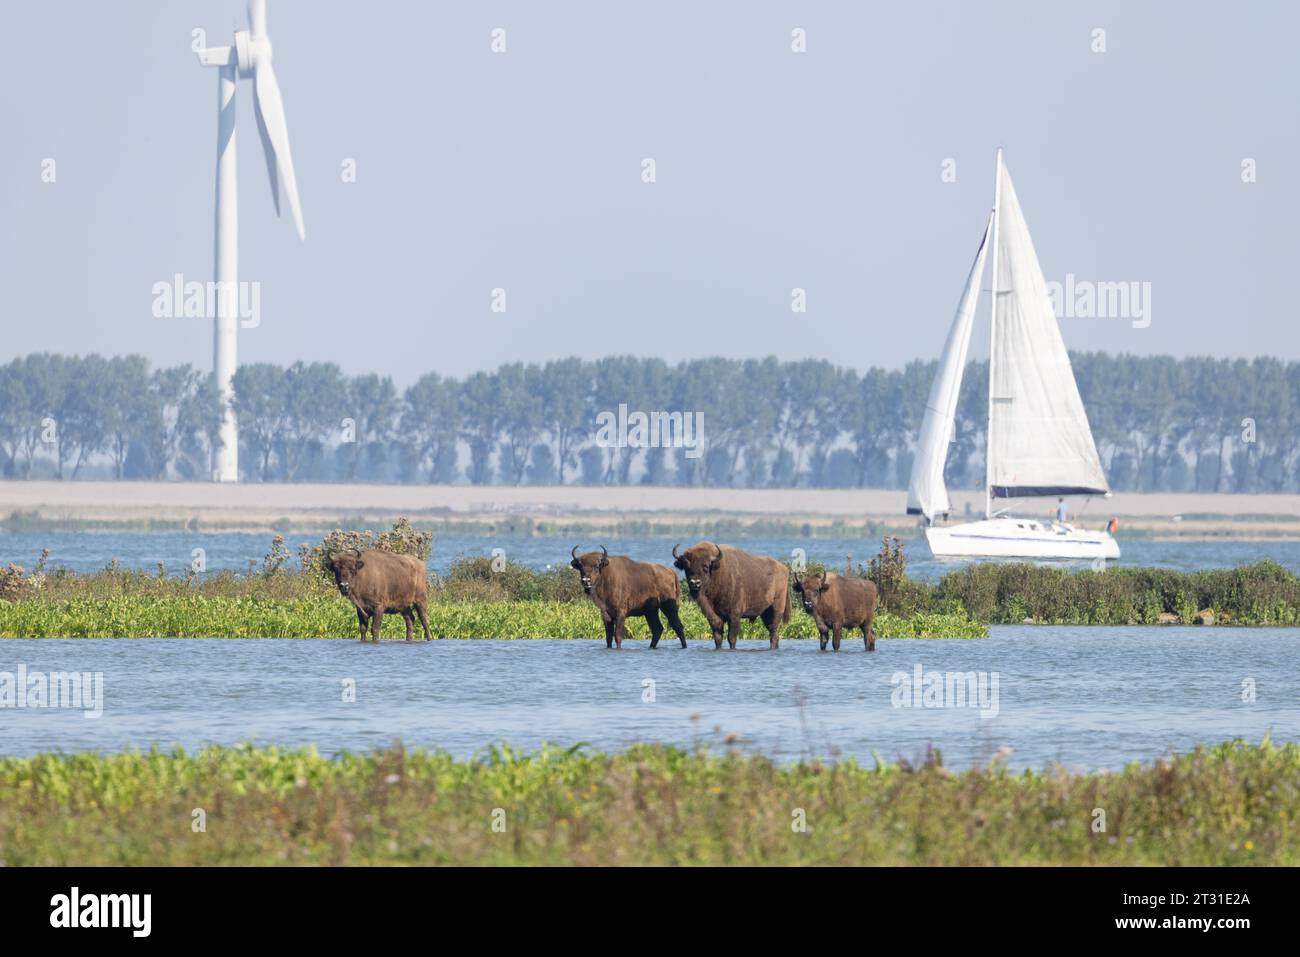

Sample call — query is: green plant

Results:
[866,536,907,612]
[308,517,434,582]
[0,739,1291,866]
[0,595,985,640]
[933,560,1300,626]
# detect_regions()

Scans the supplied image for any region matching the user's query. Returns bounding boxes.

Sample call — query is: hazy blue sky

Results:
[2,1,1295,383]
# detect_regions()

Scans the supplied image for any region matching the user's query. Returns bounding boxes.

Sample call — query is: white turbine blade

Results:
[254,96,280,218]
[250,0,267,37]
[253,59,305,241]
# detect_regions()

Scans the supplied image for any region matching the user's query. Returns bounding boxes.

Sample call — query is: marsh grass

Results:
[932,560,1300,625]
[0,739,1291,865]
[4,523,1298,629]
[1,528,984,637]
[0,595,983,639]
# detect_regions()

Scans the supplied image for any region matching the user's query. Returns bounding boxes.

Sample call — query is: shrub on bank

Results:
[935,560,1300,625]
[437,555,583,603]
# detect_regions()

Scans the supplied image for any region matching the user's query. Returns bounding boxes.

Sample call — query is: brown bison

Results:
[325,549,431,642]
[792,571,879,652]
[672,542,790,650]
[570,546,687,649]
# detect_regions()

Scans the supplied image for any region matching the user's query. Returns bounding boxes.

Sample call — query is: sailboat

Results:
[906,150,1120,561]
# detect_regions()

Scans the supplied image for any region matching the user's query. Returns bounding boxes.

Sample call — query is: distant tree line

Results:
[0,354,220,481]
[0,352,1294,492]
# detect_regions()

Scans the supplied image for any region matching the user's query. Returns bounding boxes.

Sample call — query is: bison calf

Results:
[570,546,687,649]
[325,549,431,642]
[793,571,879,651]
[672,542,790,650]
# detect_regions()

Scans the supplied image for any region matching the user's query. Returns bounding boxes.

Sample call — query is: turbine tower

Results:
[197,0,304,482]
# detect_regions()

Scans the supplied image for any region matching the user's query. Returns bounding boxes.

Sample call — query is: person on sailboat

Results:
[1055,498,1069,527]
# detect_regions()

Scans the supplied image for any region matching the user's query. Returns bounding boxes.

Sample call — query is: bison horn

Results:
[571,545,581,561]
[713,544,723,561]
[600,545,608,559]
[672,544,682,559]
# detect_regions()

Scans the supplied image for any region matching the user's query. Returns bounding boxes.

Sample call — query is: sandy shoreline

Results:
[2,481,1299,537]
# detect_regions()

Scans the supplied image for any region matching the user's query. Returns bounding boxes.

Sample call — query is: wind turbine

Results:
[196,0,304,482]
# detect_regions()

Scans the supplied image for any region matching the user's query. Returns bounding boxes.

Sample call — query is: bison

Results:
[672,542,790,650]
[325,548,432,642]
[570,545,687,649]
[792,571,879,652]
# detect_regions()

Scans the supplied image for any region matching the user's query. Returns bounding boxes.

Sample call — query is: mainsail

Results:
[906,212,992,521]
[986,155,1109,502]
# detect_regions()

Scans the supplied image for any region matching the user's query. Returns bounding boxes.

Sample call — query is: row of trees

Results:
[0,352,1293,491]
[0,354,219,480]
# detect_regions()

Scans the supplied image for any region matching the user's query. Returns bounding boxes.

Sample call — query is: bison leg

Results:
[864,618,876,652]
[762,607,780,650]
[699,607,725,649]
[370,608,384,641]
[415,602,432,641]
[726,617,741,651]
[402,609,415,642]
[646,609,664,649]
[356,608,369,641]
[818,627,830,652]
[663,601,688,648]
[832,624,843,652]
[612,613,629,650]
[603,615,615,649]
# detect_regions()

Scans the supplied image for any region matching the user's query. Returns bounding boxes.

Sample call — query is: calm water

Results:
[1,628,1294,771]
[3,530,1299,581]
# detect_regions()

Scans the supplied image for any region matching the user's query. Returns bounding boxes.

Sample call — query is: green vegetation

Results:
[2,351,1295,492]
[3,529,1297,632]
[0,595,982,639]
[819,539,1300,626]
[926,559,1300,626]
[4,528,989,637]
[0,739,1291,865]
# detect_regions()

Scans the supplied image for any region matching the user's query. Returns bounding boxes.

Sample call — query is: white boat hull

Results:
[925,517,1120,561]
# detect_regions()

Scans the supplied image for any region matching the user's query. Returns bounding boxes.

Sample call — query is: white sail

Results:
[987,156,1109,502]
[907,213,993,522]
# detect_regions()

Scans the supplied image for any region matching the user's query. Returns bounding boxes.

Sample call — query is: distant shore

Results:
[3,481,1300,538]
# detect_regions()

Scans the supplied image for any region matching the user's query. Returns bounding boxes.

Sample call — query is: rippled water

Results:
[3,530,1298,582]
[1,627,1294,770]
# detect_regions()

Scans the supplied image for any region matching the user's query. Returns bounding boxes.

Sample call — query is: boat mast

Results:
[985,148,1003,521]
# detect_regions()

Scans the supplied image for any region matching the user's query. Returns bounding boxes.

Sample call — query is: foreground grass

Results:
[0,739,1292,865]
[0,595,984,639]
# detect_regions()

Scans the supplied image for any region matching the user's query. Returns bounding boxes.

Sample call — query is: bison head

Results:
[673,542,722,597]
[792,571,830,613]
[325,549,365,597]
[569,545,610,594]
